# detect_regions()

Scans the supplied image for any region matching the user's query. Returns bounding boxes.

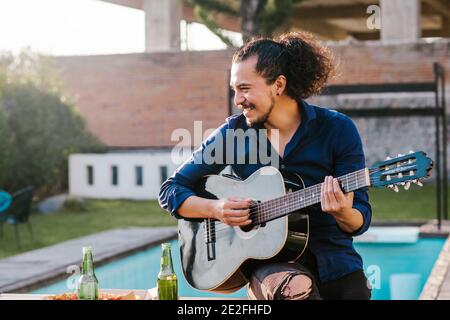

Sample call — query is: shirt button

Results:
[281,164,286,170]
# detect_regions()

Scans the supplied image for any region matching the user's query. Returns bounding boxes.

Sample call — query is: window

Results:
[135,166,143,186]
[111,166,119,186]
[87,165,94,186]
[160,166,168,185]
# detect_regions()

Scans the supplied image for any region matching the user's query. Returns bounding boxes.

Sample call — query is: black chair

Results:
[0,186,34,249]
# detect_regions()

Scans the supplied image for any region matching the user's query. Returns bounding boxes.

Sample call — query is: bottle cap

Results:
[161,243,171,249]
[83,246,93,254]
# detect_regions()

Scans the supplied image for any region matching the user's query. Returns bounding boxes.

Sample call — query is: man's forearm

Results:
[177,196,215,219]
[334,208,364,234]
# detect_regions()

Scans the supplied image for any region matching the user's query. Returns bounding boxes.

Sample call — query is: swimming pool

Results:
[31,235,446,300]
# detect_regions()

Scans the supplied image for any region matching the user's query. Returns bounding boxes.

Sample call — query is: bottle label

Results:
[157,278,178,300]
[78,281,99,300]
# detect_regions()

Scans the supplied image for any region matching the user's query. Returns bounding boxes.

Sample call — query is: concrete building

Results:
[69,150,186,200]
[100,0,450,51]
[61,0,450,200]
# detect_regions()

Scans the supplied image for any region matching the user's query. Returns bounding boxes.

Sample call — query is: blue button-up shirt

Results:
[159,100,372,283]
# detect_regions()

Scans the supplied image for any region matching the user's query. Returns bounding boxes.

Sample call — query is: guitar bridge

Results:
[204,219,216,261]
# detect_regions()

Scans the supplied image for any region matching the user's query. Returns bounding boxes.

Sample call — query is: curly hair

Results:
[232,31,335,100]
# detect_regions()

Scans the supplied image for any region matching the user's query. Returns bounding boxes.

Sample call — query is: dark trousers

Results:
[247,262,371,300]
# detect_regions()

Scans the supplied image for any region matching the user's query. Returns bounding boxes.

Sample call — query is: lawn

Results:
[369,183,446,221]
[0,200,176,259]
[0,183,447,259]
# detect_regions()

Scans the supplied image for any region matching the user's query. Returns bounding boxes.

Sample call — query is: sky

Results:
[0,0,238,56]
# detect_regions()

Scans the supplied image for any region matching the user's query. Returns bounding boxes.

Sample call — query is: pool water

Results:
[31,238,445,300]
[355,238,445,299]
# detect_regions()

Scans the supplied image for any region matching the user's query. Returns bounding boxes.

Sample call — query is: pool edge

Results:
[0,227,178,294]
[419,235,450,300]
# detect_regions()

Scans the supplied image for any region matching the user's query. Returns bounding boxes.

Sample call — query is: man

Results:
[159,31,372,300]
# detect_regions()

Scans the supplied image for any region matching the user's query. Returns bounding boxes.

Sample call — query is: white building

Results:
[69,149,191,200]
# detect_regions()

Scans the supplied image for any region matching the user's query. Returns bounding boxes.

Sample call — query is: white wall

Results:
[69,150,187,200]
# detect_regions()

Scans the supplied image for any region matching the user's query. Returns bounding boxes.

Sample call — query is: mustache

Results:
[240,102,256,109]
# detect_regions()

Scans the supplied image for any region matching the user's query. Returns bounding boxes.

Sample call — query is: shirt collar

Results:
[300,100,317,126]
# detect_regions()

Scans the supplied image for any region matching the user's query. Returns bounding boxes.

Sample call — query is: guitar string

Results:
[204,167,415,237]
[211,169,368,231]
[209,168,412,236]
[211,177,365,235]
[210,170,377,235]
[208,178,383,240]
[209,173,369,236]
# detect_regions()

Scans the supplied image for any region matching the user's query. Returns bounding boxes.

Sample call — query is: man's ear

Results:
[274,75,287,95]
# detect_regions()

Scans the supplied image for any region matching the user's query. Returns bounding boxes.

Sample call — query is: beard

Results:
[244,94,275,128]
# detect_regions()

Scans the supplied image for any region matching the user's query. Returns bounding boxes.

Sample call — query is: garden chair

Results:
[0,190,12,238]
[0,186,34,249]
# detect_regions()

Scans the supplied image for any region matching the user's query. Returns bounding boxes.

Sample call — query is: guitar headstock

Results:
[369,151,433,191]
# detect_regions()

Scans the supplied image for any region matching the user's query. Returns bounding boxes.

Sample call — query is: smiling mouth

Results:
[243,107,255,116]
[241,103,256,112]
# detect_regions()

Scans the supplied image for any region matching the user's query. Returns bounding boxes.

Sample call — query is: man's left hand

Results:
[320,176,354,217]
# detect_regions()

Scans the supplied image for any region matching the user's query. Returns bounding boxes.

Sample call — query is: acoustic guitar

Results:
[178,151,433,293]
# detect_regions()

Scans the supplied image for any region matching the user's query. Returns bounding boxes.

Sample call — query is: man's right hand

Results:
[209,197,253,227]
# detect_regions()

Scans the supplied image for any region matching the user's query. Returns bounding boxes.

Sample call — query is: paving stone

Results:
[0,227,177,293]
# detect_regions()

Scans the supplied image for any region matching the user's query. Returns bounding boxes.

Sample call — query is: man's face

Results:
[230,55,275,127]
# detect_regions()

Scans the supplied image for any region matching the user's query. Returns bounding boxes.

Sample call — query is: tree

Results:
[185,0,303,45]
[0,110,13,187]
[0,50,105,196]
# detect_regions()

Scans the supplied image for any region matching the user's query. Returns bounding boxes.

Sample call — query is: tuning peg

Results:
[385,156,391,160]
[386,175,391,181]
[387,184,399,192]
[409,170,414,176]
[408,150,414,154]
[397,153,404,157]
[398,173,405,185]
[416,180,423,187]
[404,182,411,190]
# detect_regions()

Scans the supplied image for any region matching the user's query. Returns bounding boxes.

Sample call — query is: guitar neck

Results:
[254,168,370,225]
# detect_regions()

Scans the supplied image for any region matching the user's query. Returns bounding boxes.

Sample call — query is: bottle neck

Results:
[82,251,95,275]
[160,247,174,274]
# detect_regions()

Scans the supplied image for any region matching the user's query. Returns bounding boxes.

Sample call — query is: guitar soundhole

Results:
[240,224,254,233]
[238,200,264,233]
[240,221,264,233]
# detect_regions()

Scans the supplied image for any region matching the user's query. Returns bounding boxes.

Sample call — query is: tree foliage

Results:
[0,110,13,187]
[0,50,105,196]
[185,0,303,45]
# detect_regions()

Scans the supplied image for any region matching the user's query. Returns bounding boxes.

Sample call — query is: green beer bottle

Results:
[77,246,99,300]
[157,242,178,300]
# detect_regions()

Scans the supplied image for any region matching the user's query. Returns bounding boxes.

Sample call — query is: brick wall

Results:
[53,39,450,152]
[327,40,450,86]
[54,51,233,148]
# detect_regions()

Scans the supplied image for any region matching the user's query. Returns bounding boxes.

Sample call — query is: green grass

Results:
[368,183,448,221]
[0,200,176,259]
[0,183,447,259]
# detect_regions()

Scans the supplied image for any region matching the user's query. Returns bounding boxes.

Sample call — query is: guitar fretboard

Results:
[253,168,370,225]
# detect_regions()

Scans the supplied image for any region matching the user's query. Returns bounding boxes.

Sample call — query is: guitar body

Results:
[178,166,309,293]
[177,151,433,294]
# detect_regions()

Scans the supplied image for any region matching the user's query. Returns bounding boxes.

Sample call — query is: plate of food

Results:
[46,291,143,300]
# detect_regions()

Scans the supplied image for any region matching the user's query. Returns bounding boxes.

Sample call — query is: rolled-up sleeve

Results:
[158,123,229,219]
[333,116,372,237]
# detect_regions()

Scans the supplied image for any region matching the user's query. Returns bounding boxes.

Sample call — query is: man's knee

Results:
[280,274,313,300]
